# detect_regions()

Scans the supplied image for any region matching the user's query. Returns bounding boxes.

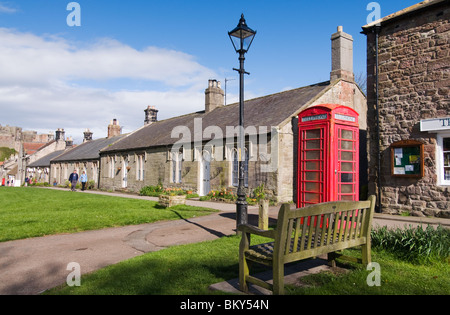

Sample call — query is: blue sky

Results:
[0,0,420,143]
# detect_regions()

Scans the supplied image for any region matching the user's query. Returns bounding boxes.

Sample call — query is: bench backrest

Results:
[274,195,376,263]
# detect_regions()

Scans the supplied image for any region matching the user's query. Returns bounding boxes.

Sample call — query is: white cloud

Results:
[0,2,16,14]
[0,28,218,143]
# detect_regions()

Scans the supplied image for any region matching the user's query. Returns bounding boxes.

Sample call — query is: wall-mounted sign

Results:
[420,117,450,132]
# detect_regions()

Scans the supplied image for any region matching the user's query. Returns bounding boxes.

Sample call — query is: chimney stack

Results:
[205,79,224,113]
[83,129,93,142]
[55,128,65,141]
[330,26,354,82]
[65,136,73,147]
[144,106,158,125]
[107,119,121,138]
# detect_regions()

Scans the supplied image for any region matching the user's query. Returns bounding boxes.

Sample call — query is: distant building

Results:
[362,0,449,217]
[49,122,126,186]
[1,127,69,185]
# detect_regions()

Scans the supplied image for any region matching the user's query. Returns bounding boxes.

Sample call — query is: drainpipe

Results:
[374,25,382,213]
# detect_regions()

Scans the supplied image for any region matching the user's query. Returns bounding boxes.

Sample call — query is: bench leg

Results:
[239,233,250,293]
[361,243,371,266]
[273,260,284,295]
[327,252,337,268]
[239,256,249,293]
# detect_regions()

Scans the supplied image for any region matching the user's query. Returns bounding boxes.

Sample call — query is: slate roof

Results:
[101,81,332,153]
[28,150,66,168]
[52,134,127,162]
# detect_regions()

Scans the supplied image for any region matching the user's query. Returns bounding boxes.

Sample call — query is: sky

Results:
[0,0,421,143]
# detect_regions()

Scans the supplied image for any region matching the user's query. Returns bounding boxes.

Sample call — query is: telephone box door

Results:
[298,125,328,208]
[335,125,359,201]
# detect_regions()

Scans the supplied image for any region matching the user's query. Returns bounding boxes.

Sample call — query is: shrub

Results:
[371,224,450,264]
[139,184,164,197]
[87,180,96,190]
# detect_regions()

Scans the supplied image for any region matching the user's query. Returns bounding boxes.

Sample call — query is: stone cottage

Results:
[50,121,127,186]
[99,27,367,203]
[362,0,449,217]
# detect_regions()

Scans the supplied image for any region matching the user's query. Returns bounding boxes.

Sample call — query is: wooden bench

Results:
[238,195,376,295]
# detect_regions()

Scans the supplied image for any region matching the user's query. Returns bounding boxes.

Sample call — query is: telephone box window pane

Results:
[305,193,320,203]
[341,140,354,150]
[305,182,320,192]
[340,195,354,201]
[305,172,320,181]
[341,173,353,182]
[305,161,320,170]
[341,151,353,161]
[306,130,321,139]
[306,151,321,160]
[341,184,353,193]
[341,162,353,172]
[306,140,321,149]
[341,130,353,140]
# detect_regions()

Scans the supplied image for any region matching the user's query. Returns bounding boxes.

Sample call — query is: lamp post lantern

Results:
[228,14,256,231]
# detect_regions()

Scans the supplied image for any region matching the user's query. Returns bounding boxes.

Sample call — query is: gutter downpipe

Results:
[374,25,382,213]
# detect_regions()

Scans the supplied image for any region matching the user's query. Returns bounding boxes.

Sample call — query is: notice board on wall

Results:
[390,140,424,178]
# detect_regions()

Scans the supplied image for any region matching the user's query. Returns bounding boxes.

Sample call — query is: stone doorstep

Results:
[209,257,341,295]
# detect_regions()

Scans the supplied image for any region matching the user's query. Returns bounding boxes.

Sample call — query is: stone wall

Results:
[366,2,450,217]
[99,137,279,200]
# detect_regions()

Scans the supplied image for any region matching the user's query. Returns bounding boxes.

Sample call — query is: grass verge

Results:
[45,235,449,295]
[0,187,217,242]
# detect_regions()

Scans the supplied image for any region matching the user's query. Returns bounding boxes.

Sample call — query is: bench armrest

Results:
[238,224,276,239]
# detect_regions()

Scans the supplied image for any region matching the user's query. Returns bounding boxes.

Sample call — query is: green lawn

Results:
[45,235,449,295]
[0,187,217,242]
[2,187,448,295]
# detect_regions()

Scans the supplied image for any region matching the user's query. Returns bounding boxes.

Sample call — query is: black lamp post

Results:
[228,14,256,231]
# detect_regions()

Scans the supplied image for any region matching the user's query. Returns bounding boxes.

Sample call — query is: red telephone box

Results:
[297,104,359,208]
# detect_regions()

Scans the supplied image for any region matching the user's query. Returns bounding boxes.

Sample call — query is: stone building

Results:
[362,0,449,217]
[99,27,367,202]
[1,128,69,185]
[50,122,127,186]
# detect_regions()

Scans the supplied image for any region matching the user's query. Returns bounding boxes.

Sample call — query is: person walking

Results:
[68,170,79,191]
[80,171,88,191]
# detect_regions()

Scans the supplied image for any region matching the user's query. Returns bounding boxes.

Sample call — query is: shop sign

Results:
[420,117,450,132]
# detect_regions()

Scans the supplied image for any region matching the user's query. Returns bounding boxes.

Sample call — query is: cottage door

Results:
[201,150,211,196]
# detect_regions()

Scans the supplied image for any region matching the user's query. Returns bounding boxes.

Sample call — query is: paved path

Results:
[0,188,448,295]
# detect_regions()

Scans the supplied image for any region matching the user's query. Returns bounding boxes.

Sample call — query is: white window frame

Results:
[171,151,183,183]
[109,156,115,178]
[437,132,450,186]
[136,154,145,181]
